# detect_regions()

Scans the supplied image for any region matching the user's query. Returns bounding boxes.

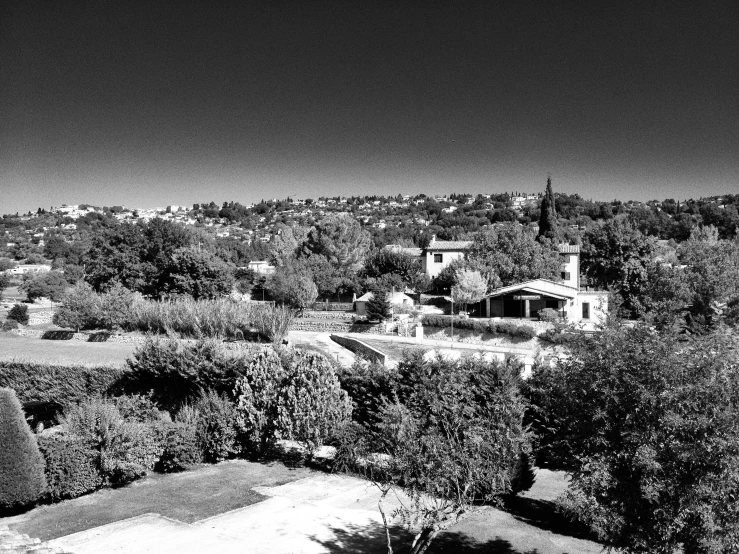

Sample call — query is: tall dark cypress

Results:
[537,176,558,241]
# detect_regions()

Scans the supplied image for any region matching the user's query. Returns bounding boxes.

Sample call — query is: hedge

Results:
[0,388,47,510]
[37,434,102,501]
[422,316,538,339]
[0,362,126,406]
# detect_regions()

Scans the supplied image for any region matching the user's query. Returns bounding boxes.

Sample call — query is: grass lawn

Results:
[7,460,312,541]
[0,332,137,366]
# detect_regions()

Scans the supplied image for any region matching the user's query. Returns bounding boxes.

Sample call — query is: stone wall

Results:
[330,335,387,365]
[290,320,385,334]
[28,310,54,325]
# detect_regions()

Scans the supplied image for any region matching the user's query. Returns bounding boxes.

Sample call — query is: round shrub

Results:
[1,319,19,331]
[156,422,202,473]
[192,390,238,463]
[538,308,560,323]
[7,304,29,325]
[37,433,102,501]
[0,388,47,510]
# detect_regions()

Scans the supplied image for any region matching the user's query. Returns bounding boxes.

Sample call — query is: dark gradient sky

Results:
[2,1,737,214]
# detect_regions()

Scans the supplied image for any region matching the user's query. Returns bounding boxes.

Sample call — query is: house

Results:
[479,245,608,326]
[7,264,52,275]
[245,261,276,275]
[422,236,472,278]
[355,291,414,317]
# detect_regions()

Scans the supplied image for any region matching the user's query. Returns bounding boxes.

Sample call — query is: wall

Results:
[423,250,466,278]
[329,335,387,365]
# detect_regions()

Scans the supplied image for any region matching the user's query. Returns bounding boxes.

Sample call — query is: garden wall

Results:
[330,335,387,365]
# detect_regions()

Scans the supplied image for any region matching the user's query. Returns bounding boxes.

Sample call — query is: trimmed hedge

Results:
[0,388,47,510]
[37,434,102,501]
[0,362,125,406]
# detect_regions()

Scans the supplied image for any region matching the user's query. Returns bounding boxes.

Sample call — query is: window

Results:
[582,302,590,319]
[434,253,443,263]
[561,271,571,281]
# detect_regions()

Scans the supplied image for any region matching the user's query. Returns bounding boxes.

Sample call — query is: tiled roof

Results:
[486,279,580,300]
[427,240,472,251]
[558,244,580,254]
[384,245,423,257]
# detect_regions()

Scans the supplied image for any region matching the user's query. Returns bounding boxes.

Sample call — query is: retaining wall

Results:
[330,334,387,365]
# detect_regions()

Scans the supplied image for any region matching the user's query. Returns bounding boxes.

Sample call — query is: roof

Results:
[426,240,472,252]
[486,279,579,300]
[384,244,423,257]
[558,244,580,254]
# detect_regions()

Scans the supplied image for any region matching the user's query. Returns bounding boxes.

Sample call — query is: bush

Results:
[60,398,162,486]
[337,360,398,432]
[156,421,201,473]
[37,433,102,501]
[7,304,29,325]
[192,391,238,463]
[1,319,19,331]
[537,308,560,322]
[114,394,170,424]
[0,388,47,510]
[235,349,353,456]
[0,362,125,406]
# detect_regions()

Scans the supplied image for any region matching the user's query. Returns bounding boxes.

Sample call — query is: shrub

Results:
[538,308,560,322]
[0,388,47,510]
[114,394,170,424]
[37,433,102,501]
[192,391,238,463]
[0,362,125,406]
[337,360,398,432]
[123,339,253,411]
[7,304,29,325]
[156,421,201,473]
[60,398,162,486]
[1,319,19,331]
[275,351,353,453]
[235,349,353,456]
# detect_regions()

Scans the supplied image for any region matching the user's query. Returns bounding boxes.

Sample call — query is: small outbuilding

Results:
[355,291,415,316]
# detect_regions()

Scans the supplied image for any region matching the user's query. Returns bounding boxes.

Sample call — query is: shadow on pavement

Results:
[311,521,547,553]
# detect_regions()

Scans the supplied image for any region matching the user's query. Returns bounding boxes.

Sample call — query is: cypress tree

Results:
[0,388,47,511]
[537,176,558,241]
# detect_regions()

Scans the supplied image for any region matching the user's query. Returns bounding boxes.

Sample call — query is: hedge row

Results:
[0,362,126,406]
[422,316,538,339]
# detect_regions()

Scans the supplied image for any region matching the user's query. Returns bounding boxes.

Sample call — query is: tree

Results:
[525,324,739,552]
[159,246,235,300]
[464,224,562,290]
[266,260,318,312]
[53,282,100,331]
[0,272,8,301]
[0,388,47,511]
[451,269,487,312]
[365,288,392,322]
[362,249,426,292]
[0,258,16,272]
[537,176,557,241]
[581,219,655,317]
[337,354,531,554]
[22,271,68,302]
[303,215,371,274]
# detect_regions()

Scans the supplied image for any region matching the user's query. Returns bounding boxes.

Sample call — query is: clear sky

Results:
[1,1,737,214]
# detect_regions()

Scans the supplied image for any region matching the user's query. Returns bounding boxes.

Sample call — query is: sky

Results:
[1,1,737,214]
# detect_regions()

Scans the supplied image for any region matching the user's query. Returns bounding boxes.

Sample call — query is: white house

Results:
[422,236,472,278]
[245,261,276,275]
[355,291,415,317]
[480,244,608,326]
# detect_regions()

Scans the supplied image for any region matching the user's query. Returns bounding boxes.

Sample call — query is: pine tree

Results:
[537,176,558,241]
[365,288,391,321]
[0,388,47,511]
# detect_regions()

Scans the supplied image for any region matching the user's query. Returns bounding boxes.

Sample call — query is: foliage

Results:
[537,307,560,322]
[1,319,19,331]
[275,350,353,453]
[159,246,235,300]
[537,176,557,240]
[54,282,137,330]
[465,223,562,289]
[156,421,202,472]
[302,214,371,274]
[123,338,253,411]
[7,303,29,324]
[335,354,531,554]
[0,361,124,406]
[337,360,398,432]
[190,390,239,463]
[0,271,8,300]
[421,315,538,339]
[0,388,47,510]
[365,288,392,322]
[362,249,427,292]
[37,433,103,501]
[235,349,352,456]
[451,269,487,309]
[581,219,655,317]
[60,398,162,486]
[525,324,739,552]
[266,260,318,311]
[22,270,68,301]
